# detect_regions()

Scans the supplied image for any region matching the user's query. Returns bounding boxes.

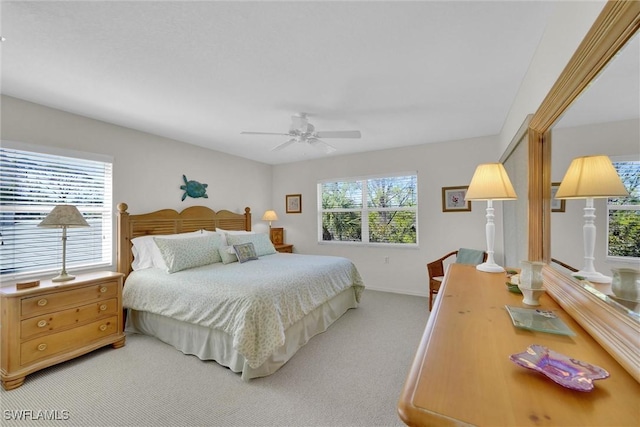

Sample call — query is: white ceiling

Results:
[2,1,626,166]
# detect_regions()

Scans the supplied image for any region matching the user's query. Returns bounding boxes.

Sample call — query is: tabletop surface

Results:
[397,264,640,427]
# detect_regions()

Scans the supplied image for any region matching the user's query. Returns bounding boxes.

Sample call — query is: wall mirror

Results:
[525,2,639,382]
[552,30,639,314]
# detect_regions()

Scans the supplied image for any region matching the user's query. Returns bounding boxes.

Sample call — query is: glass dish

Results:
[509,344,609,391]
[505,305,575,336]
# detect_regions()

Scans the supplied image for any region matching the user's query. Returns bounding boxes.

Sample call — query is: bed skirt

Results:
[125,287,359,380]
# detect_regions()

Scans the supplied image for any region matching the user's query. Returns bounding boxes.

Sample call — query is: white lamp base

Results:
[476,200,505,274]
[476,262,505,273]
[52,272,75,282]
[572,270,612,284]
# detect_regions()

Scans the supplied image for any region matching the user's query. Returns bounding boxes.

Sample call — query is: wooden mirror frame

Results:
[527,1,640,382]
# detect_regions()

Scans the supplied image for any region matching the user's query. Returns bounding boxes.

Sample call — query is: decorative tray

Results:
[505,305,575,336]
[509,344,609,391]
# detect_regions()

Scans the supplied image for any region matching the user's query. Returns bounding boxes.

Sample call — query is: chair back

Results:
[455,248,485,265]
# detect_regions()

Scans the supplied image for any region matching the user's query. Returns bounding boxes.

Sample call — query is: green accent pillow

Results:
[233,242,258,263]
[226,233,276,256]
[153,234,222,273]
[218,245,238,264]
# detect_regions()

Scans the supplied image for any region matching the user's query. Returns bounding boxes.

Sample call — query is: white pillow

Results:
[131,230,203,271]
[218,245,238,264]
[226,233,276,257]
[211,228,253,246]
[153,234,223,273]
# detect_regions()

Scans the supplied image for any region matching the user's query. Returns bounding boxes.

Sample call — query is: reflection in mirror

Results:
[502,116,530,270]
[551,33,639,316]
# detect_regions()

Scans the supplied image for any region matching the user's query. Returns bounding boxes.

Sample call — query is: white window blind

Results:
[0,145,113,279]
[318,173,418,246]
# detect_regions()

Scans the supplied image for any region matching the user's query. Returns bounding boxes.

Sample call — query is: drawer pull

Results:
[37,298,48,307]
[37,320,47,328]
[99,304,107,311]
[99,324,108,332]
[99,286,108,293]
[37,343,47,351]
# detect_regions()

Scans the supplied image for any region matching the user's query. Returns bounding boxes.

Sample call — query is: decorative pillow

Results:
[153,234,222,273]
[131,230,203,270]
[214,228,253,246]
[218,245,238,264]
[233,242,258,263]
[226,233,276,257]
[201,230,225,245]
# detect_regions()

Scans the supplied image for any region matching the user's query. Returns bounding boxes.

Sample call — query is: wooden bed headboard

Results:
[116,203,252,278]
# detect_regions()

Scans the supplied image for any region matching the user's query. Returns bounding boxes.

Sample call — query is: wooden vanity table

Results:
[397,264,640,426]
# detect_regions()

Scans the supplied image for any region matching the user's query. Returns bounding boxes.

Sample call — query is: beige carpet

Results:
[0,290,429,427]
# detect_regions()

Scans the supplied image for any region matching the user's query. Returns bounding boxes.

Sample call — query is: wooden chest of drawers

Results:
[0,271,126,390]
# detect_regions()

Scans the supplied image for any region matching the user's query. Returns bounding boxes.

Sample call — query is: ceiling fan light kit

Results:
[241,113,361,153]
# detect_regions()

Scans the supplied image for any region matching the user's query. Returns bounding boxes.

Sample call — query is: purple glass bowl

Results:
[509,344,609,391]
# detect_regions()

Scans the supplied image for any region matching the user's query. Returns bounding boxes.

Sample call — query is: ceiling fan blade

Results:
[271,138,297,152]
[308,138,336,154]
[315,130,361,139]
[241,131,291,136]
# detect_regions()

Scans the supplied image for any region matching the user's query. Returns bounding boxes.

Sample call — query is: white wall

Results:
[272,136,505,296]
[551,118,640,275]
[1,95,273,270]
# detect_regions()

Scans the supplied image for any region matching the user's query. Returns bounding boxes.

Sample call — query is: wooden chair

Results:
[427,248,487,310]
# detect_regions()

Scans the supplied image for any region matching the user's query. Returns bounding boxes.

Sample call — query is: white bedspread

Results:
[123,253,364,369]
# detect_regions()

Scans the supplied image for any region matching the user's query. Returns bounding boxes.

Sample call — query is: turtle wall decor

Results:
[180,175,208,201]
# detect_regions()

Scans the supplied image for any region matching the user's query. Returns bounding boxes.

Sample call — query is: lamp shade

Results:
[261,210,279,222]
[38,205,89,228]
[555,155,629,199]
[465,163,517,201]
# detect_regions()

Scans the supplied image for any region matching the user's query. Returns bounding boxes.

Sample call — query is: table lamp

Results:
[554,155,629,283]
[465,163,517,273]
[38,205,89,282]
[261,210,279,227]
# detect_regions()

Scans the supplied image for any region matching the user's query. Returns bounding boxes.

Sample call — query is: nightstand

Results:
[274,244,293,253]
[0,271,126,390]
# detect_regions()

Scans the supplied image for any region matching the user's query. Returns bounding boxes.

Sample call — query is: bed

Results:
[116,203,364,380]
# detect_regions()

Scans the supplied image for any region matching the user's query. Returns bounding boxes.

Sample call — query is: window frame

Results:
[606,156,639,262]
[0,140,114,282]
[317,171,418,247]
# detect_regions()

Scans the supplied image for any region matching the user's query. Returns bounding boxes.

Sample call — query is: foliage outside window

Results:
[0,143,113,279]
[319,173,417,245]
[607,160,639,259]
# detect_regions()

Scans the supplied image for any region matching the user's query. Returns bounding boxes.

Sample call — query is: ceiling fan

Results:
[240,113,361,153]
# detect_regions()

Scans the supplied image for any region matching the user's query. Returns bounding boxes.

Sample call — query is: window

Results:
[319,173,417,245]
[607,159,639,259]
[0,143,113,279]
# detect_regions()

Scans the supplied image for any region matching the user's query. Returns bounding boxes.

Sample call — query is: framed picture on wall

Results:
[551,182,566,212]
[286,194,302,214]
[442,186,471,212]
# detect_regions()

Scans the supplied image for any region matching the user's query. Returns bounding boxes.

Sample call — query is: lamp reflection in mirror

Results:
[261,210,279,227]
[465,163,517,273]
[555,155,629,283]
[38,205,90,282]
